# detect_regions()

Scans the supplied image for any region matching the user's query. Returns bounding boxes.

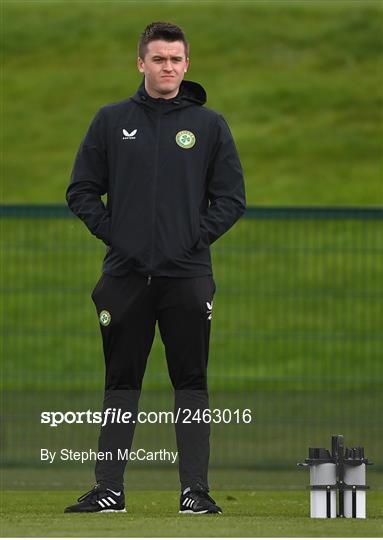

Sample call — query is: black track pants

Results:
[91,271,216,492]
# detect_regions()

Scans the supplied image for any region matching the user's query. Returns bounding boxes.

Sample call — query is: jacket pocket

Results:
[191,209,210,253]
[94,215,111,246]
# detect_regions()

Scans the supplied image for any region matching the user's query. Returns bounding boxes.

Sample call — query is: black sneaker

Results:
[179,486,222,514]
[64,484,126,513]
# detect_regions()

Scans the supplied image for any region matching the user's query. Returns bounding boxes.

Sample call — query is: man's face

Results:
[137,40,189,99]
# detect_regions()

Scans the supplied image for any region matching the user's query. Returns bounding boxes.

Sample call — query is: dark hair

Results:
[138,22,189,59]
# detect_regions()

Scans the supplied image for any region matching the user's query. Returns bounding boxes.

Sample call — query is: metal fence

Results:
[1,206,382,480]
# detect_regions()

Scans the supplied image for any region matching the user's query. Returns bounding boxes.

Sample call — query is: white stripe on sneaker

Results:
[107,497,116,505]
[97,500,105,508]
[102,498,111,507]
[179,509,209,514]
[100,508,126,513]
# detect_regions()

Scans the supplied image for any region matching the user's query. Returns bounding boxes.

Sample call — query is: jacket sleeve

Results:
[66,108,111,245]
[195,114,246,250]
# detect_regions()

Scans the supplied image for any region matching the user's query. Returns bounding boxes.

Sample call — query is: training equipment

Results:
[179,486,222,514]
[298,434,373,518]
[64,484,126,513]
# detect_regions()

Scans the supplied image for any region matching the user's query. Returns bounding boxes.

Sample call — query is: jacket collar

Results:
[131,78,207,110]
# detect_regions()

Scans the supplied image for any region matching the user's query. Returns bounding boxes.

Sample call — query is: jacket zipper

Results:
[147,102,163,285]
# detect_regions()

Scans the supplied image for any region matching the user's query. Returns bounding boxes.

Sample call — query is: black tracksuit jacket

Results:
[66,79,246,278]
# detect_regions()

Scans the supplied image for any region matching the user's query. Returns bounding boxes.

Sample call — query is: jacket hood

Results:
[131,79,207,109]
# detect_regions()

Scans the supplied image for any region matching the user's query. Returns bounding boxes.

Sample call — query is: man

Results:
[64,21,245,515]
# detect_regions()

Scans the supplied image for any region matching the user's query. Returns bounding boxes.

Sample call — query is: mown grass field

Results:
[1,490,383,537]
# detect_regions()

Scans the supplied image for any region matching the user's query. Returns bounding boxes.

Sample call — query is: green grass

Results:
[3,467,382,492]
[1,490,383,537]
[2,1,383,205]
